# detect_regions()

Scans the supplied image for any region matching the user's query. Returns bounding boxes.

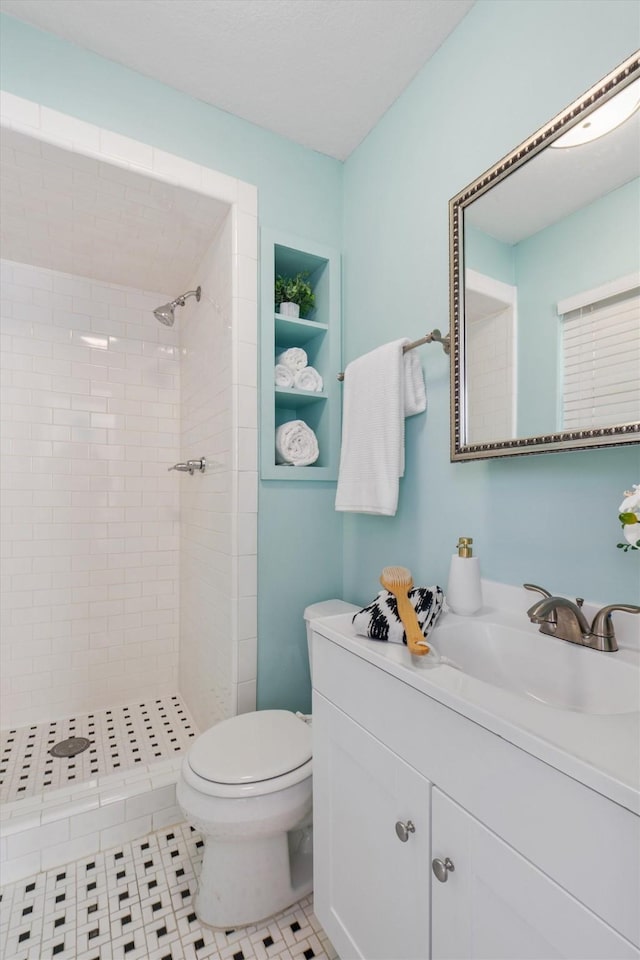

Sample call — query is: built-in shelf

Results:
[275,387,328,408]
[275,315,328,348]
[261,230,341,481]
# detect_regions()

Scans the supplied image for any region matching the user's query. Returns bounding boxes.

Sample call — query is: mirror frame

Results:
[449,52,640,461]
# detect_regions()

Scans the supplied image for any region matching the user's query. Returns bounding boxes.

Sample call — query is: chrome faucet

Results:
[524,584,640,652]
[168,457,206,475]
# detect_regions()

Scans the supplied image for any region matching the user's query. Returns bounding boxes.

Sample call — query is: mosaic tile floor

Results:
[0,696,197,804]
[0,822,337,960]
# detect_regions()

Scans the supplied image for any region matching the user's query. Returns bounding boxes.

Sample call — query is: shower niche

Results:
[260,229,342,480]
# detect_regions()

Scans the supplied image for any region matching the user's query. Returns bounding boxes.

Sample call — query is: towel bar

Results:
[337,329,450,381]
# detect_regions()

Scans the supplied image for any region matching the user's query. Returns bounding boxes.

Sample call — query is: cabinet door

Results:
[313,692,431,960]
[432,788,639,960]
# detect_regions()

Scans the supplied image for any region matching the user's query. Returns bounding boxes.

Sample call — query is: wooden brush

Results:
[379,565,429,656]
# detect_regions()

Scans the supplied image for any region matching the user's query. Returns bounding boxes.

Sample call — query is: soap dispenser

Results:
[447,537,483,616]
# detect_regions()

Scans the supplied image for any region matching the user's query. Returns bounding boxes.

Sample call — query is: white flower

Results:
[623,522,640,547]
[619,483,640,518]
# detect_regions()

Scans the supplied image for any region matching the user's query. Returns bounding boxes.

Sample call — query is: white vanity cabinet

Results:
[313,693,431,960]
[431,788,637,960]
[311,620,640,960]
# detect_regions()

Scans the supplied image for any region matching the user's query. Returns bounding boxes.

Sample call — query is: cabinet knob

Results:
[432,857,455,882]
[395,820,416,842]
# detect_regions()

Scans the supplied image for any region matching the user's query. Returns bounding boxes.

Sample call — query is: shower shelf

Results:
[261,229,341,481]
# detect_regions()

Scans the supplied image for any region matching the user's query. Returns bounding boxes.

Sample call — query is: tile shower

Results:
[0,696,196,805]
[0,261,183,728]
[0,104,258,886]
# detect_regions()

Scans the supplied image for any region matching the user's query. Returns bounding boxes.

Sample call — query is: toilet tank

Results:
[304,599,359,680]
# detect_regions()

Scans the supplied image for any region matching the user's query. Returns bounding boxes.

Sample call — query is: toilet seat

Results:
[184,709,313,799]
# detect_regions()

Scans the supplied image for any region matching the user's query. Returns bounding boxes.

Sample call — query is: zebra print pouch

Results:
[352,586,444,645]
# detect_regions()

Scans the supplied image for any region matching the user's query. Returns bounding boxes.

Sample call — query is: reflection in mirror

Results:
[450,53,640,460]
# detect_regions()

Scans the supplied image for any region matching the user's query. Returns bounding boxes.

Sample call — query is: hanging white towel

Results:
[335,339,426,516]
[276,347,307,372]
[403,350,427,417]
[294,366,323,392]
[275,420,319,466]
[275,364,295,388]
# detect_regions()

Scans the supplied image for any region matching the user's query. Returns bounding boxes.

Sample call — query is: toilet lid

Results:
[187,709,312,784]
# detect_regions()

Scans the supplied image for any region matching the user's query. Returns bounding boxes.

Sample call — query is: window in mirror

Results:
[561,282,639,431]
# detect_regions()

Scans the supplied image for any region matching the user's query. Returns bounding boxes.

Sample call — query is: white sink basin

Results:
[430,618,640,715]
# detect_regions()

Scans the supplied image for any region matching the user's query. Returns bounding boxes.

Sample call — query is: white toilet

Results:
[176,599,357,929]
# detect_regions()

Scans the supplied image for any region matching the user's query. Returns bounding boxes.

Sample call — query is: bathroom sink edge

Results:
[310,613,640,816]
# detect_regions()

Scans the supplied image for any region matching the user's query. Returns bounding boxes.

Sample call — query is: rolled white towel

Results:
[275,420,319,466]
[275,364,295,388]
[276,347,308,372]
[293,366,323,392]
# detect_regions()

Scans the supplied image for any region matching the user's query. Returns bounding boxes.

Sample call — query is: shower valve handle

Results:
[168,458,206,475]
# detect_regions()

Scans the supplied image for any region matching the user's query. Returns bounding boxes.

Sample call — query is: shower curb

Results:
[0,757,183,885]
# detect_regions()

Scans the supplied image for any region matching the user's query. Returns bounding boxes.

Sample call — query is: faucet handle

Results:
[523,583,553,599]
[524,584,556,627]
[590,603,640,650]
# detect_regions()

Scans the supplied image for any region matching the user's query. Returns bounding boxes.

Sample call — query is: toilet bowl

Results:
[177,599,358,929]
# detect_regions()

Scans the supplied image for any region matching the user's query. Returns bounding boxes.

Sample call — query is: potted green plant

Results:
[274,272,315,319]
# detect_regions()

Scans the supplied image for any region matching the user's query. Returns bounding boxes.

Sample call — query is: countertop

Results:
[310,606,640,815]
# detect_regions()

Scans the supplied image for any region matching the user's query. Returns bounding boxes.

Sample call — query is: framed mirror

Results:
[450,52,640,461]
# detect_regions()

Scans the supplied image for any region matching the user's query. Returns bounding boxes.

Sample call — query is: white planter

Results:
[279,302,300,318]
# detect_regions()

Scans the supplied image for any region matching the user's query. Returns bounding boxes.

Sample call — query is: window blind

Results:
[561,288,640,430]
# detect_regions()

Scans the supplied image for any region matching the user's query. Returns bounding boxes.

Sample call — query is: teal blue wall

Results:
[0,13,344,713]
[464,224,515,285]
[342,0,640,607]
[516,178,640,435]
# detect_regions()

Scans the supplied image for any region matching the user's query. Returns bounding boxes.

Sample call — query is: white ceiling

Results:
[0,127,230,292]
[0,0,475,160]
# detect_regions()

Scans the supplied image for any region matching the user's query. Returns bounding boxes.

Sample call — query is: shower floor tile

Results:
[0,695,197,804]
[0,821,337,960]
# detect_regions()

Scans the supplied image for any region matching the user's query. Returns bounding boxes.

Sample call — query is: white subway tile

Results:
[99,814,153,850]
[236,679,257,715]
[238,470,257,513]
[237,555,257,598]
[237,428,257,473]
[125,783,176,821]
[238,636,257,683]
[237,255,258,303]
[200,167,238,204]
[70,799,125,838]
[99,130,153,169]
[40,108,101,152]
[236,212,258,261]
[152,149,203,190]
[1,205,250,722]
[0,91,41,128]
[237,385,257,428]
[237,179,258,216]
[151,805,183,831]
[6,817,69,859]
[41,832,99,872]
[236,297,257,345]
[0,849,41,885]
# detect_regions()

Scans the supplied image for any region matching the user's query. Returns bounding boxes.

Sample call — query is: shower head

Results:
[153,286,201,326]
[154,303,176,326]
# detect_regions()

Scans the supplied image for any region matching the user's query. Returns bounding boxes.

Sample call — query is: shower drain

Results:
[49,736,92,758]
